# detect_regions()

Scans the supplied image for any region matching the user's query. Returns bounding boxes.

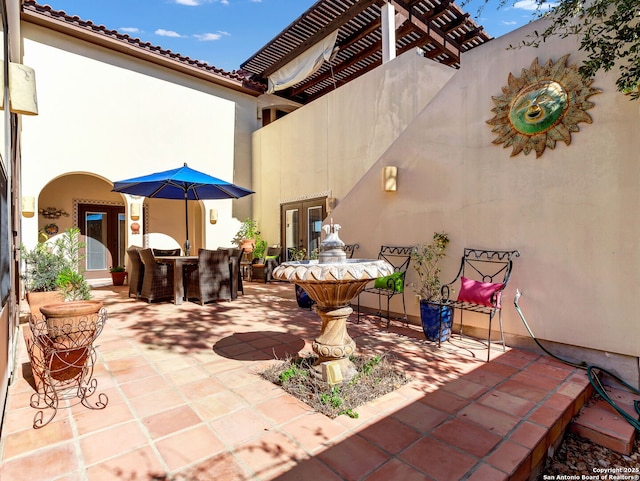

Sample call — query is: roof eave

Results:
[21,7,265,97]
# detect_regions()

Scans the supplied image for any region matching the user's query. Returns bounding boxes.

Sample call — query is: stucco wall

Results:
[252,49,456,244]
[255,21,640,383]
[20,23,259,251]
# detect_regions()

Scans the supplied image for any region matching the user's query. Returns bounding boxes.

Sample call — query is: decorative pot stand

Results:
[26,307,109,429]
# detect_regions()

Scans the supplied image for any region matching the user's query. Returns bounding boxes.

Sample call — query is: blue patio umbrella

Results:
[112,163,253,255]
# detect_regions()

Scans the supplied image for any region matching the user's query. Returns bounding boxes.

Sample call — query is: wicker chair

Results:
[126,245,144,299]
[185,249,231,305]
[139,248,175,303]
[222,247,244,298]
[152,248,181,257]
[251,247,282,283]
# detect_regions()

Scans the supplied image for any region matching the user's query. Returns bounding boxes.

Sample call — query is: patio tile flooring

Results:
[0,282,593,481]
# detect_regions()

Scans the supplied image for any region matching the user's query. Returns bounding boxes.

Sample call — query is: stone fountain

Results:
[273,221,393,380]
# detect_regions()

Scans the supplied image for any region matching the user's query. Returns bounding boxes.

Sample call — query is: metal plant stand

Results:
[27,306,108,429]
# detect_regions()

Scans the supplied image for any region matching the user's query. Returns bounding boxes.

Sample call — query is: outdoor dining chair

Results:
[251,246,282,283]
[126,245,144,299]
[139,248,175,303]
[185,248,231,305]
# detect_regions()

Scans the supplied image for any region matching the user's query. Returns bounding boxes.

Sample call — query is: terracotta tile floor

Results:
[0,282,593,481]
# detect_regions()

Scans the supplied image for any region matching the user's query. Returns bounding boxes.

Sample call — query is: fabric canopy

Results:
[267,30,339,94]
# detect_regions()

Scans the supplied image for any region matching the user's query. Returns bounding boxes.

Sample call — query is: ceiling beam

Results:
[389,0,461,62]
[261,0,378,78]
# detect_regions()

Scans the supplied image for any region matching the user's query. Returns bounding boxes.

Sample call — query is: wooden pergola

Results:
[241,0,491,105]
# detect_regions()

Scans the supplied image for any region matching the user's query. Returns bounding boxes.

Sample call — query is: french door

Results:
[280,197,326,261]
[78,204,126,279]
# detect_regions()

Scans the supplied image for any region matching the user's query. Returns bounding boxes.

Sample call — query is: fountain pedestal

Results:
[273,261,393,380]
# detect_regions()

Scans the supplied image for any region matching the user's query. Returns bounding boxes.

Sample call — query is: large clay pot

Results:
[38,300,104,382]
[40,300,104,340]
[26,291,64,318]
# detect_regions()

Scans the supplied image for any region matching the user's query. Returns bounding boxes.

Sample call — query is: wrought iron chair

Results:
[251,247,282,283]
[25,305,108,428]
[139,248,175,303]
[126,245,144,299]
[435,248,520,361]
[356,245,413,329]
[185,248,231,304]
[344,243,359,259]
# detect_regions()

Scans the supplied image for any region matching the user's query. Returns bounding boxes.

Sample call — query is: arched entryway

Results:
[37,173,125,281]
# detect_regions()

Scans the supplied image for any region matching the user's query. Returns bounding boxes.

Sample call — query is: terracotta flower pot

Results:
[26,291,64,318]
[39,300,104,340]
[110,271,127,286]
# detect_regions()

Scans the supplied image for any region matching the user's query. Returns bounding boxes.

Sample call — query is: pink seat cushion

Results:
[456,276,504,308]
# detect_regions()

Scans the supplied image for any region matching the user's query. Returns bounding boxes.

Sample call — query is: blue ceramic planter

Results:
[295,284,315,309]
[420,301,453,342]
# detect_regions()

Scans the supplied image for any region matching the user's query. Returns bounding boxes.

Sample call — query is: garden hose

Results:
[513,290,640,431]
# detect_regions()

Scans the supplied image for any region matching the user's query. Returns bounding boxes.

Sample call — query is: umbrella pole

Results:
[184,193,190,256]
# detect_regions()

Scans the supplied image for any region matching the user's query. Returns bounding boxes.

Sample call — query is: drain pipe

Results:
[513,290,640,431]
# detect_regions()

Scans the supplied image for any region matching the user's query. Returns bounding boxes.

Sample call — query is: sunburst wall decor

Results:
[487,55,601,158]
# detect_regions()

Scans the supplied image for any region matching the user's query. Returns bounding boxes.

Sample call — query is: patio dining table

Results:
[155,255,198,305]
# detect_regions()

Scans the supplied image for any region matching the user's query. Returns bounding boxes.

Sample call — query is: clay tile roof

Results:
[21,1,265,95]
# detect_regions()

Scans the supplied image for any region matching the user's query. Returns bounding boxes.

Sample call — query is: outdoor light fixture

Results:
[325,197,337,213]
[0,63,39,115]
[130,203,140,220]
[382,166,398,192]
[209,209,218,224]
[39,207,69,219]
[22,196,35,218]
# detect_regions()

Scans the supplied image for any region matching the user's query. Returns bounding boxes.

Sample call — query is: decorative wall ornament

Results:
[487,55,601,158]
[38,207,69,219]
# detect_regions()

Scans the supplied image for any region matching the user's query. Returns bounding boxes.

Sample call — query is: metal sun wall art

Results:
[487,55,601,158]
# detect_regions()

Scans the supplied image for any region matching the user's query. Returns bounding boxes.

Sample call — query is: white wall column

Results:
[381,2,396,63]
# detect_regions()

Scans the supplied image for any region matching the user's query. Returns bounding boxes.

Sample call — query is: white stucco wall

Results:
[255,21,640,383]
[252,49,456,244]
[20,23,259,251]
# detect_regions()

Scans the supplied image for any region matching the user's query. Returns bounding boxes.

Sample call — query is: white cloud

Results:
[155,29,182,38]
[512,0,556,11]
[195,33,221,41]
[119,27,140,34]
[501,20,518,25]
[195,31,230,41]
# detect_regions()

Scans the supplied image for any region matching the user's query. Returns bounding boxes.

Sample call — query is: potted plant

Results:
[231,218,261,255]
[109,265,127,286]
[410,232,453,342]
[22,228,101,324]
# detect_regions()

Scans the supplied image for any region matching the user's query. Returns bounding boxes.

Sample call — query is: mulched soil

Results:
[538,431,640,480]
[260,353,409,419]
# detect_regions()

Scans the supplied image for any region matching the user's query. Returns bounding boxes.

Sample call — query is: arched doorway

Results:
[37,173,125,280]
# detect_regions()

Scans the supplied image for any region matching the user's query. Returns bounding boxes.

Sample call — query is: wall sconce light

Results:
[382,166,398,192]
[0,63,39,115]
[325,197,337,213]
[22,196,35,218]
[209,209,218,224]
[130,203,140,221]
[39,206,69,219]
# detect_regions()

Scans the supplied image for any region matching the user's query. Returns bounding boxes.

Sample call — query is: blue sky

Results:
[40,0,542,73]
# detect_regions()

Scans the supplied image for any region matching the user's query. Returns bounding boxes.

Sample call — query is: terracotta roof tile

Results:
[22,1,265,95]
